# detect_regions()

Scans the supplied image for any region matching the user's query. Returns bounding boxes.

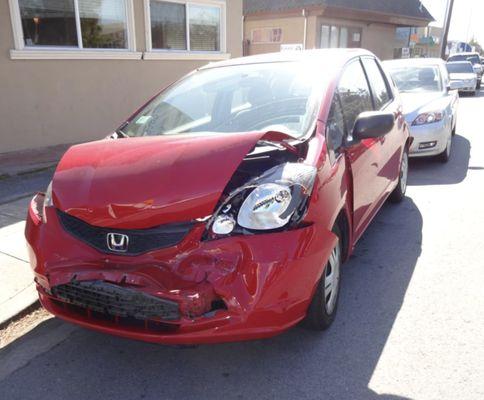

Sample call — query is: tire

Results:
[389,148,408,203]
[452,119,456,136]
[304,225,342,331]
[438,133,452,163]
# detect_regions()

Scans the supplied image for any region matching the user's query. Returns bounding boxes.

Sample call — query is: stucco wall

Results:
[246,14,398,61]
[361,23,398,60]
[244,16,306,55]
[0,0,242,153]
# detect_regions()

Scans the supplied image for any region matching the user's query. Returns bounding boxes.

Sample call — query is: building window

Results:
[9,0,138,59]
[150,1,187,50]
[79,0,128,49]
[17,0,130,49]
[251,28,282,44]
[320,25,362,49]
[148,0,225,53]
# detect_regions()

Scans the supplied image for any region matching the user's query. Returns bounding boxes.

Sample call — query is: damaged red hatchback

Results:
[26,50,410,344]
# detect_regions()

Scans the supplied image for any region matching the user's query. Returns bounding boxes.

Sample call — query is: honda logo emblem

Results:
[107,233,129,253]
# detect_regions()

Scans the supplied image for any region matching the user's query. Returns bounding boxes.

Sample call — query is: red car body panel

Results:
[25,50,409,344]
[54,131,269,229]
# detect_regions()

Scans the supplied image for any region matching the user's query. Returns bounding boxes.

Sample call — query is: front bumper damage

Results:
[26,195,336,344]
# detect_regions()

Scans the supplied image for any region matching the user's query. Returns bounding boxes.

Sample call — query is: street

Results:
[0,91,483,400]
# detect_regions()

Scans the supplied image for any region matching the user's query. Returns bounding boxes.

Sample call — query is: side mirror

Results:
[448,80,464,91]
[353,111,395,141]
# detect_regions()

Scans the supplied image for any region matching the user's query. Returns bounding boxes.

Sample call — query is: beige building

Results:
[243,0,433,61]
[1,0,242,153]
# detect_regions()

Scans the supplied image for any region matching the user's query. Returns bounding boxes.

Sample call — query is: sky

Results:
[421,0,484,44]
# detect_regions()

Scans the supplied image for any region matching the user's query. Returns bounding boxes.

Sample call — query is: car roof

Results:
[383,58,446,68]
[200,49,375,71]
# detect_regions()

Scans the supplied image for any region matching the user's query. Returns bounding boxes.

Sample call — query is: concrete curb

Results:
[0,163,57,181]
[0,299,40,331]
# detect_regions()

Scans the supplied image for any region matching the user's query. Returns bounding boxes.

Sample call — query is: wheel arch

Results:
[334,207,351,262]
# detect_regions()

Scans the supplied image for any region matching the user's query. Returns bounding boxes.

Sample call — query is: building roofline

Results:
[243,1,434,24]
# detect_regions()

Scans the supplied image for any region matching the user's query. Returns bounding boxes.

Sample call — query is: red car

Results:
[25,49,410,344]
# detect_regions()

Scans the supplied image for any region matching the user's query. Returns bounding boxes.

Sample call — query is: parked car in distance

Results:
[447,61,478,95]
[447,52,483,88]
[383,58,458,163]
[25,49,410,345]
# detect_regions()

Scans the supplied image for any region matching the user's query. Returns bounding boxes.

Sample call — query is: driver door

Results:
[338,59,386,241]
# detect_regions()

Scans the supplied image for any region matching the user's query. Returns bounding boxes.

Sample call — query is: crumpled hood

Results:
[53,132,267,229]
[400,92,447,122]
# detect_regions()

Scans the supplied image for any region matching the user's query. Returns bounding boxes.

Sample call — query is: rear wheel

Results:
[389,148,408,203]
[304,226,342,331]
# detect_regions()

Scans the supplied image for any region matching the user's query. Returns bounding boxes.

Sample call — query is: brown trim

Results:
[245,4,432,27]
[320,5,432,26]
[245,6,324,20]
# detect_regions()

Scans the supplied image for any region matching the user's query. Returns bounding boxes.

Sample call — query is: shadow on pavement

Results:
[408,134,470,186]
[0,199,422,400]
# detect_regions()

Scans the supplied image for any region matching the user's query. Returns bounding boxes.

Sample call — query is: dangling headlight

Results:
[209,163,316,236]
[44,181,53,208]
[42,181,53,223]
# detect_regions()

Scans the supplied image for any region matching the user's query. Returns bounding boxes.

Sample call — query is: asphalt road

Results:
[1,91,484,400]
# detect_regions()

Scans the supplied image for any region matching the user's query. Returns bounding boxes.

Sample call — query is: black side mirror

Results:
[353,111,395,141]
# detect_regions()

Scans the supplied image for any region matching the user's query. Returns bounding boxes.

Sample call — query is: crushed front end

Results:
[25,132,336,344]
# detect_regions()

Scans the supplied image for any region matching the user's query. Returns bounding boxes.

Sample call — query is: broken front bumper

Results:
[26,195,336,344]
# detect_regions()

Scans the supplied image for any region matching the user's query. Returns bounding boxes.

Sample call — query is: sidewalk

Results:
[0,144,70,179]
[0,197,37,326]
[0,145,68,326]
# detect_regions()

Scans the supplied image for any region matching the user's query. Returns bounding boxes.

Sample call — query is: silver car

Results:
[383,58,459,163]
[447,52,483,89]
[447,61,478,95]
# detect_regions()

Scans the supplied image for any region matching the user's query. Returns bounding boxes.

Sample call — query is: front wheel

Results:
[389,148,408,203]
[438,134,452,163]
[304,226,342,331]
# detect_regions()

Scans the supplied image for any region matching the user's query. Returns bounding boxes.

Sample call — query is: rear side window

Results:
[337,60,373,133]
[362,58,392,110]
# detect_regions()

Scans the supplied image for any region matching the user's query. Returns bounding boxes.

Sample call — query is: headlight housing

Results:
[412,111,444,126]
[209,163,316,236]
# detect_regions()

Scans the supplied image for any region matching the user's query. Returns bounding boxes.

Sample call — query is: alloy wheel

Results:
[400,151,409,194]
[445,137,452,159]
[324,242,341,315]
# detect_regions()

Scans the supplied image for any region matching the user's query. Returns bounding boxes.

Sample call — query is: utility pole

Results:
[440,0,455,59]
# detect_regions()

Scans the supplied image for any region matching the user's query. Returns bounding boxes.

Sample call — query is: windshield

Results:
[387,65,443,93]
[121,62,324,139]
[447,62,474,74]
[448,54,480,64]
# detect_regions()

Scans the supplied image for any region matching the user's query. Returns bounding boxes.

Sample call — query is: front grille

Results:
[57,210,193,256]
[51,281,180,321]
